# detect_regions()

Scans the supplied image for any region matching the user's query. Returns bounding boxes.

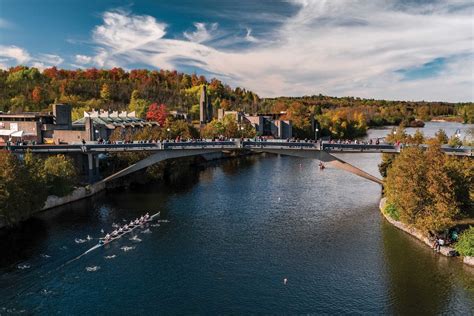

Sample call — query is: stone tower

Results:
[199,85,207,124]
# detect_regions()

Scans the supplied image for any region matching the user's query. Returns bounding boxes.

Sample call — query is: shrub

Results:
[385,203,400,221]
[455,227,474,257]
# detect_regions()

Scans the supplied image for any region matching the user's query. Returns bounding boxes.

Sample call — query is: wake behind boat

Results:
[63,212,161,265]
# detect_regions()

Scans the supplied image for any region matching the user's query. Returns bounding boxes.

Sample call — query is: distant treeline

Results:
[0,66,472,139]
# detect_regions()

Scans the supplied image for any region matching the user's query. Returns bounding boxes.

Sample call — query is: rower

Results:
[105,233,110,239]
[135,219,140,225]
[124,224,129,230]
[129,220,134,226]
[118,227,123,233]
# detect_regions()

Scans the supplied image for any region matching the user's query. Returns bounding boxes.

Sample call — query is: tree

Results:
[455,227,474,256]
[411,129,424,145]
[0,151,46,226]
[129,90,148,118]
[448,135,462,148]
[43,155,77,196]
[31,86,43,104]
[100,83,111,101]
[434,129,449,144]
[384,145,465,233]
[220,99,231,111]
[146,103,168,126]
[419,145,459,232]
[385,147,428,229]
[378,153,396,178]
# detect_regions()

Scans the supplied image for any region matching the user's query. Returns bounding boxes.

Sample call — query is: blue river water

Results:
[0,122,473,314]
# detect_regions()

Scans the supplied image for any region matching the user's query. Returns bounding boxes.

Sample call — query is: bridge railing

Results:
[242,141,316,149]
[162,141,236,149]
[321,143,398,152]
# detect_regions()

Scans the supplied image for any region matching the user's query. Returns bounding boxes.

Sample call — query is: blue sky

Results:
[0,0,473,101]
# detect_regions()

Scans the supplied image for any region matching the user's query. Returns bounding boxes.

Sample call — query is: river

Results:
[0,122,473,314]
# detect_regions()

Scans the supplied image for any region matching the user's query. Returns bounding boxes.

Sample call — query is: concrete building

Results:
[61,109,158,143]
[216,110,293,139]
[0,104,72,144]
[169,110,190,122]
[271,120,293,139]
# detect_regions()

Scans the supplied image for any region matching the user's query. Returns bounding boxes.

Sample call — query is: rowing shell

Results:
[100,212,161,244]
[78,212,160,260]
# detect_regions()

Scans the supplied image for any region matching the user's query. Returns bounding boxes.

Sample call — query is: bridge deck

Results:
[0,141,472,156]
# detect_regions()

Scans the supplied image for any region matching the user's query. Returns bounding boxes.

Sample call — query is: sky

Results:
[0,0,473,102]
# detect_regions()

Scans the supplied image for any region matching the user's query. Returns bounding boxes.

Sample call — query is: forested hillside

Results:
[0,66,472,139]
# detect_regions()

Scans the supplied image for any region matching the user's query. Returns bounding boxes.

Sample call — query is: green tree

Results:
[0,151,45,226]
[129,90,148,118]
[455,227,474,256]
[43,155,77,196]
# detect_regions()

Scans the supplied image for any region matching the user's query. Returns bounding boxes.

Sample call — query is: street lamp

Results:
[315,128,319,141]
[167,128,171,140]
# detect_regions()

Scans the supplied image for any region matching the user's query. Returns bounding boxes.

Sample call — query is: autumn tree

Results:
[100,83,111,101]
[31,86,43,104]
[146,103,168,126]
[384,145,470,233]
[434,129,449,144]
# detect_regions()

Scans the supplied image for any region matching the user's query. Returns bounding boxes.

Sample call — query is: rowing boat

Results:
[100,212,161,244]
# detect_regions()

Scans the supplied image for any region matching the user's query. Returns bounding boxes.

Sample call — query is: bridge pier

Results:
[87,153,100,183]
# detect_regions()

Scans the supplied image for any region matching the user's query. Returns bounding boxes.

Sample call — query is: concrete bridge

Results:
[2,141,472,186]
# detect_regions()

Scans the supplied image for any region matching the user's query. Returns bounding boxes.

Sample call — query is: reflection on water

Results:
[0,123,473,314]
[382,220,474,315]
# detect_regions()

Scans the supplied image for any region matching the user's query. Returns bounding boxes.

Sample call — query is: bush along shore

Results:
[380,198,474,266]
[0,149,253,229]
[379,128,474,266]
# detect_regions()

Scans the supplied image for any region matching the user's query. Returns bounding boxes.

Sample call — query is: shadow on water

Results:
[381,219,474,315]
[220,155,259,176]
[0,218,48,268]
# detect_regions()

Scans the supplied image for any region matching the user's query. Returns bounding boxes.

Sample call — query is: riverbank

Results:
[379,198,473,267]
[0,150,254,229]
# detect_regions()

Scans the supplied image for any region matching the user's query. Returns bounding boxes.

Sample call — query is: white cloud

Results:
[84,2,474,101]
[75,54,93,64]
[0,45,31,64]
[38,53,64,65]
[184,22,218,43]
[31,62,47,71]
[245,28,259,43]
[0,45,65,69]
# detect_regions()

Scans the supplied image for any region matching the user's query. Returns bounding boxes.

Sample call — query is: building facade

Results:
[217,109,293,139]
[0,104,72,144]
